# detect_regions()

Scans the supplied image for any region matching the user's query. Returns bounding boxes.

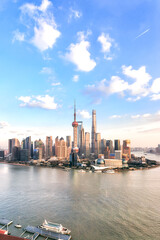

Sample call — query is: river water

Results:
[0,154,160,240]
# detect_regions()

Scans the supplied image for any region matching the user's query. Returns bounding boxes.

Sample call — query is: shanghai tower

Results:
[91,110,96,153]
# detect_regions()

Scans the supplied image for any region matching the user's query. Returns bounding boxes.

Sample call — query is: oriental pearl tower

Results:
[72,101,79,153]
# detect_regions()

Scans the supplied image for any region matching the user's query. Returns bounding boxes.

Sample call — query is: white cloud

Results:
[131,113,151,119]
[98,33,113,53]
[31,19,61,51]
[77,110,91,119]
[20,0,51,15]
[151,78,160,94]
[122,65,151,96]
[72,75,79,82]
[18,95,58,110]
[12,30,25,43]
[109,76,128,94]
[142,113,151,118]
[39,0,51,12]
[68,8,82,22]
[85,65,156,102]
[65,32,96,72]
[40,67,52,74]
[110,115,122,119]
[19,96,31,103]
[85,77,128,96]
[150,94,160,101]
[51,82,61,86]
[19,0,61,51]
[131,114,141,119]
[127,96,141,102]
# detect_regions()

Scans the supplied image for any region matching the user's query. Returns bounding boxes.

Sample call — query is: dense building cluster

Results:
[4,108,131,163]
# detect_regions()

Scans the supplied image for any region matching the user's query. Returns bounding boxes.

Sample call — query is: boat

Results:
[91,165,109,172]
[15,224,22,228]
[105,170,115,174]
[0,229,8,235]
[39,220,71,235]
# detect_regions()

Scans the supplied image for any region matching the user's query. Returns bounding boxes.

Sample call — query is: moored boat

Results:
[15,224,22,228]
[39,220,71,235]
[0,229,8,235]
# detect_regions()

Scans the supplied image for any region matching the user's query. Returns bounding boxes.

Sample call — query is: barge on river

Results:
[25,225,71,240]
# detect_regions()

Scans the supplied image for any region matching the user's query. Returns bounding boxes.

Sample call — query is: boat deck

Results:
[25,226,71,240]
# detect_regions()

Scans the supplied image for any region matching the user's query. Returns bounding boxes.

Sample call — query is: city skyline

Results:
[0,0,160,148]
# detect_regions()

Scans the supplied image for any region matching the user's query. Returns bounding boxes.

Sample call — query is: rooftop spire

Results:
[74,100,76,121]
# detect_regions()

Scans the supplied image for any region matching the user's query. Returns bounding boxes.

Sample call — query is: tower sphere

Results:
[72,121,78,127]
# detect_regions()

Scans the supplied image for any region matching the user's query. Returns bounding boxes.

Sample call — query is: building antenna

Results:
[74,99,76,121]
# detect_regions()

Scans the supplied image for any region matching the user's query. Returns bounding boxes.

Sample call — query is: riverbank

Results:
[0,158,159,173]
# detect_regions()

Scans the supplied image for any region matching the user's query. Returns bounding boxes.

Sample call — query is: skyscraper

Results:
[25,136,32,159]
[55,137,67,159]
[66,136,71,148]
[85,132,90,157]
[95,133,101,156]
[114,139,121,151]
[101,139,106,154]
[80,125,85,155]
[91,110,96,153]
[8,138,20,154]
[106,140,113,153]
[34,139,45,158]
[46,136,53,159]
[66,136,72,159]
[77,122,85,155]
[123,140,131,159]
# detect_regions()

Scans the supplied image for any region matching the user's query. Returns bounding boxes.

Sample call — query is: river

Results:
[0,157,160,240]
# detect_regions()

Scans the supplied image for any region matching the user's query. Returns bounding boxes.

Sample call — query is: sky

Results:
[0,0,160,148]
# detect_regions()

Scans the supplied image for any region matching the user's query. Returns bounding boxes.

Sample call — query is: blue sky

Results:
[0,0,160,148]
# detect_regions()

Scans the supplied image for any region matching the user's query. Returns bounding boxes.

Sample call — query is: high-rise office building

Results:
[31,142,33,158]
[21,139,25,149]
[34,139,45,158]
[101,139,106,154]
[55,137,67,159]
[123,140,131,159]
[91,110,96,153]
[20,149,29,161]
[66,136,72,159]
[85,132,90,157]
[25,136,32,159]
[104,146,110,159]
[78,122,85,155]
[80,125,85,155]
[8,138,20,154]
[77,124,82,148]
[33,148,42,161]
[95,133,101,156]
[114,139,121,151]
[12,146,20,161]
[0,151,4,160]
[66,136,72,148]
[46,136,53,159]
[106,140,114,153]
